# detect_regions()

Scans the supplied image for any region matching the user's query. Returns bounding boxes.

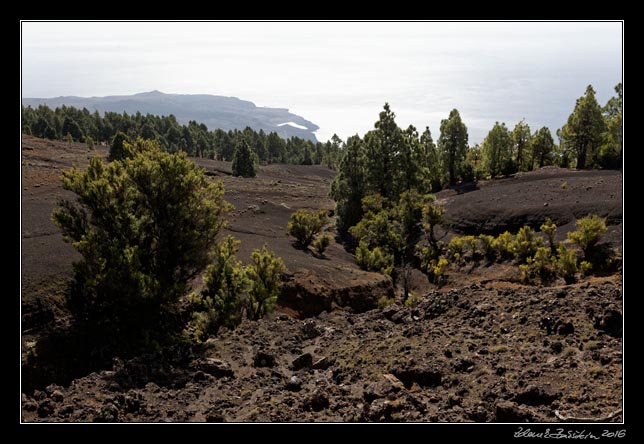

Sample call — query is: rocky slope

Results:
[22,276,622,422]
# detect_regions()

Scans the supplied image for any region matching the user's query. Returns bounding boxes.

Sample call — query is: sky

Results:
[21,21,622,144]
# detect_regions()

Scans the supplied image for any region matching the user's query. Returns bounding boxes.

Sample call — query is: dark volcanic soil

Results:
[21,136,391,329]
[21,136,623,422]
[437,167,622,248]
[22,277,622,423]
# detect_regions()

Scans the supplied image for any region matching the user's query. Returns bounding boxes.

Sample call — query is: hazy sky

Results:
[21,21,622,143]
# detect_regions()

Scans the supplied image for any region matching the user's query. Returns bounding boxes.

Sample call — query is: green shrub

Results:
[519,263,534,284]
[394,189,427,248]
[532,247,557,283]
[288,209,328,248]
[463,235,478,259]
[417,243,442,273]
[404,292,420,307]
[580,261,593,276]
[187,311,211,343]
[430,258,449,286]
[493,231,516,260]
[514,226,543,262]
[356,241,394,275]
[448,236,466,259]
[421,254,449,286]
[186,238,287,340]
[184,290,242,345]
[312,232,333,256]
[246,244,285,321]
[478,234,495,260]
[448,235,477,262]
[421,201,444,247]
[349,193,409,273]
[360,193,387,215]
[200,236,248,334]
[349,195,396,251]
[52,139,231,350]
[568,215,607,259]
[85,136,95,151]
[540,218,558,253]
[556,244,578,284]
[377,295,395,309]
[183,294,215,344]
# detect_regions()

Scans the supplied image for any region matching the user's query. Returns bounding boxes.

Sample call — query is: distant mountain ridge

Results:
[22,91,319,142]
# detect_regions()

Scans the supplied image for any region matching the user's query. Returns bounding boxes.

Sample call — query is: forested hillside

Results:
[21,104,342,167]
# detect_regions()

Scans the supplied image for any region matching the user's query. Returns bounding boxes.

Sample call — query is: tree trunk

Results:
[577,141,587,170]
[449,156,456,184]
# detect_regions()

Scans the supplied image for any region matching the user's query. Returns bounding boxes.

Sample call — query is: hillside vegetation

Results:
[21,83,622,422]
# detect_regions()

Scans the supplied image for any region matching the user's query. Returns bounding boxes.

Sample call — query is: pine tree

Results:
[561,85,606,169]
[438,109,469,184]
[530,127,555,169]
[302,143,313,165]
[108,131,130,161]
[266,132,285,164]
[420,127,442,192]
[85,135,95,151]
[466,143,483,179]
[330,135,366,233]
[246,245,285,321]
[600,83,623,169]
[398,125,422,193]
[201,236,248,334]
[483,122,513,177]
[232,141,257,178]
[214,129,234,161]
[52,139,231,350]
[62,117,84,142]
[512,119,531,172]
[287,209,328,248]
[365,103,403,199]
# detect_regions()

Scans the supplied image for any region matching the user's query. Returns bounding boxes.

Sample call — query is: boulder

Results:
[364,374,406,403]
[23,400,38,412]
[594,308,622,338]
[193,358,234,378]
[382,304,400,321]
[37,399,54,418]
[286,376,302,392]
[302,321,321,339]
[94,402,119,422]
[391,363,443,388]
[292,353,313,371]
[303,390,330,412]
[495,401,533,422]
[557,321,575,336]
[253,352,276,368]
[51,390,64,403]
[514,384,560,406]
